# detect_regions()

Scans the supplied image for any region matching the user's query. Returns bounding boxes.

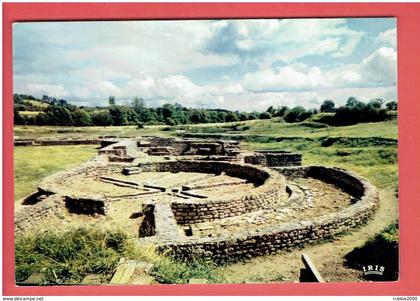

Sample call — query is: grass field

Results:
[14,117,398,197]
[14,145,97,200]
[14,125,172,140]
[174,118,398,139]
[242,140,398,189]
[14,118,397,140]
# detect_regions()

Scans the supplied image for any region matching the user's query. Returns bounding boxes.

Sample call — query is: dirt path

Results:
[219,187,398,283]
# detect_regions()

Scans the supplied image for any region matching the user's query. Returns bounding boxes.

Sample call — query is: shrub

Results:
[320,100,335,113]
[273,106,289,117]
[344,222,399,281]
[386,101,397,111]
[15,228,128,283]
[311,113,336,125]
[259,112,272,119]
[283,106,312,123]
[150,254,225,284]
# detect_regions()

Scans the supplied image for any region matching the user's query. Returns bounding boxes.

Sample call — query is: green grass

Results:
[14,145,97,200]
[242,139,398,189]
[171,118,397,139]
[14,117,398,194]
[14,116,397,141]
[14,125,173,140]
[344,222,399,281]
[15,227,224,284]
[150,255,225,284]
[15,228,127,283]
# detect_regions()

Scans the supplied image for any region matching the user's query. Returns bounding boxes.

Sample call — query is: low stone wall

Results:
[243,151,302,167]
[65,196,109,215]
[265,153,302,167]
[98,139,138,158]
[15,194,65,235]
[139,137,240,157]
[129,160,288,224]
[243,153,267,165]
[129,160,271,184]
[156,166,379,262]
[171,184,285,224]
[274,166,365,197]
[14,139,100,146]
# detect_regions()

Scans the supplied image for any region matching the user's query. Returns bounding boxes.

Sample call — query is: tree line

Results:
[14,95,265,127]
[13,94,397,127]
[263,97,397,125]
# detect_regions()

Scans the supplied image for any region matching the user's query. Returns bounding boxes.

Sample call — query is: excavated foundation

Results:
[15,137,379,262]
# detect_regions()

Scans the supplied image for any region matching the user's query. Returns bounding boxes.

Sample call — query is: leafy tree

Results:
[108,96,116,106]
[238,112,249,121]
[346,96,362,108]
[72,109,92,126]
[35,112,50,125]
[132,97,145,113]
[14,108,25,125]
[13,94,24,104]
[161,103,175,119]
[43,106,75,126]
[320,100,336,113]
[109,106,128,126]
[283,106,311,123]
[225,112,239,122]
[259,112,272,119]
[91,110,113,126]
[248,112,258,120]
[125,107,139,125]
[216,111,228,123]
[386,101,397,111]
[266,106,275,114]
[368,98,384,109]
[190,110,210,124]
[333,98,390,126]
[273,106,289,117]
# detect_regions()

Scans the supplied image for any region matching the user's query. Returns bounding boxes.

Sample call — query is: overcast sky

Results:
[13,18,397,111]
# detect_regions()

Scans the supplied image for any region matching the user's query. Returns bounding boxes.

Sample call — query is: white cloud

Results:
[14,21,239,77]
[361,47,397,85]
[13,19,397,110]
[206,19,364,63]
[123,74,203,103]
[376,28,397,48]
[219,91,321,111]
[22,83,69,98]
[243,64,328,92]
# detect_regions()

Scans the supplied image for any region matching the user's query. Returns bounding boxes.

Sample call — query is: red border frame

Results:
[3,2,420,296]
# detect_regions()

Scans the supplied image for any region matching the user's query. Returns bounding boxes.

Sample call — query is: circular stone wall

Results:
[156,166,379,262]
[130,161,289,224]
[16,159,378,262]
[23,160,287,227]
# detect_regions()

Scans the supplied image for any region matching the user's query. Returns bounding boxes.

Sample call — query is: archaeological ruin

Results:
[15,136,379,262]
